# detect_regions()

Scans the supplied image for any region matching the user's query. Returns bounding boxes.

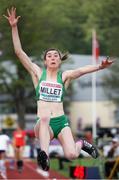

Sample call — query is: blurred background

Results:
[0,0,119,179]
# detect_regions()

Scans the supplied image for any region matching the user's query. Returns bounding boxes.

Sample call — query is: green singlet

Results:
[35,68,66,102]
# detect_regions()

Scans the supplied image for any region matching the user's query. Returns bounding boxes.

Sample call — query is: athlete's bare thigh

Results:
[34,120,54,140]
[58,127,76,156]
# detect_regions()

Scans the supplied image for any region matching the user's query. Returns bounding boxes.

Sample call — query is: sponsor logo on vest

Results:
[42,82,61,88]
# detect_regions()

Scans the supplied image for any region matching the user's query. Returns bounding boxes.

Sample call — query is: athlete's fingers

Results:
[7,8,11,16]
[16,16,21,21]
[3,14,9,19]
[14,7,16,17]
[11,7,16,16]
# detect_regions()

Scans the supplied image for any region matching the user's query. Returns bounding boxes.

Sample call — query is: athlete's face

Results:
[44,50,61,68]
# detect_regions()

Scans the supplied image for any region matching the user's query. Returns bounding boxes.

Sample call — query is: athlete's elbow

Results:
[14,48,23,57]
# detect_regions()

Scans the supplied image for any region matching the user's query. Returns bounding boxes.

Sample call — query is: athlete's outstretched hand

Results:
[3,7,20,27]
[99,56,114,69]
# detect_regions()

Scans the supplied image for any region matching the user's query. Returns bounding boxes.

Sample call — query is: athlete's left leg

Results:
[58,127,99,160]
[58,127,82,160]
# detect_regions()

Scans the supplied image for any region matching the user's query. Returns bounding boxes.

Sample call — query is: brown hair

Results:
[43,48,68,61]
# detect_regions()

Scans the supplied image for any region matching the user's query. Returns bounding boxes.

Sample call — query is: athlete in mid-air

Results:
[4,7,113,171]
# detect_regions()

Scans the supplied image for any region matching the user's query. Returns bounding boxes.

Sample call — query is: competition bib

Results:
[39,81,62,102]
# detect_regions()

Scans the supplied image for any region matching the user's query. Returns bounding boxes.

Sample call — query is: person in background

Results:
[104,137,119,178]
[85,131,93,144]
[12,123,26,173]
[0,128,11,179]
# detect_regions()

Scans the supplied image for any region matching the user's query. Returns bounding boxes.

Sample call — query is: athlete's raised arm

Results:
[4,7,41,75]
[63,57,114,82]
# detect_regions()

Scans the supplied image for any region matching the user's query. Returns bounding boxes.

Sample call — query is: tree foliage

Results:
[88,0,119,106]
[0,0,119,127]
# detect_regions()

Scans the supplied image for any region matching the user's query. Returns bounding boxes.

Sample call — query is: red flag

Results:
[92,30,99,63]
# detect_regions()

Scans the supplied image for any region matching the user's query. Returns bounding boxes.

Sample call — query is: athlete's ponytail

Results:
[61,52,69,61]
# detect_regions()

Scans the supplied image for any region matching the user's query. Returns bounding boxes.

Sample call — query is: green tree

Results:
[81,0,119,111]
[0,0,43,128]
[82,0,119,57]
[1,0,119,128]
[94,0,119,108]
[0,0,81,127]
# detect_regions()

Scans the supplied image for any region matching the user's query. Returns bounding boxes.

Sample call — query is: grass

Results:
[50,157,106,179]
[50,158,71,177]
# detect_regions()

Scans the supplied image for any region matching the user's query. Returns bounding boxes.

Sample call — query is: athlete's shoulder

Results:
[62,70,71,82]
[32,63,42,74]
[31,63,44,80]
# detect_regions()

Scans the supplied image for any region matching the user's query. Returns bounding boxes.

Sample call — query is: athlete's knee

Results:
[65,150,78,160]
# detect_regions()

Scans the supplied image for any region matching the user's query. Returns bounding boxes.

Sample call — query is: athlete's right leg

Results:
[34,116,53,154]
[34,117,54,171]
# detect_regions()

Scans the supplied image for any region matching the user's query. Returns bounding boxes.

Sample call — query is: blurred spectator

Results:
[77,117,82,131]
[76,117,84,138]
[0,128,11,179]
[104,137,119,178]
[85,131,93,144]
[29,137,35,159]
[12,123,26,173]
[96,117,101,128]
[107,137,119,158]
